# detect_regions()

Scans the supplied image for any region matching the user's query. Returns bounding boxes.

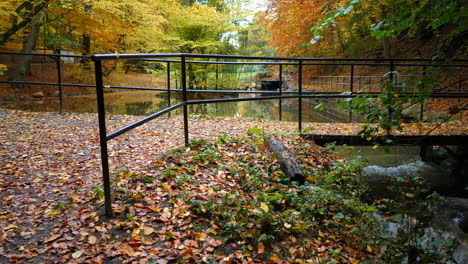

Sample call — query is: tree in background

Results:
[163,2,242,88]
[1,0,152,83]
[263,0,467,58]
[1,0,250,87]
[163,4,233,54]
[237,12,275,57]
[261,0,352,57]
[0,0,49,46]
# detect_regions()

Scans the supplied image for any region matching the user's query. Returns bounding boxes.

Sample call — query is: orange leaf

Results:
[258,242,265,254]
[270,254,279,261]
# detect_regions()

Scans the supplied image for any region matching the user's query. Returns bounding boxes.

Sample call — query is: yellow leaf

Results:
[270,254,279,261]
[116,221,129,229]
[88,236,97,244]
[260,202,269,213]
[95,225,107,232]
[161,183,170,191]
[196,232,207,241]
[149,206,160,213]
[44,235,61,243]
[318,230,324,237]
[132,226,141,237]
[72,250,82,259]
[367,245,373,253]
[47,209,61,215]
[296,224,307,234]
[4,224,18,230]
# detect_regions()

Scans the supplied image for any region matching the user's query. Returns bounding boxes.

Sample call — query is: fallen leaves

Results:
[3,108,462,263]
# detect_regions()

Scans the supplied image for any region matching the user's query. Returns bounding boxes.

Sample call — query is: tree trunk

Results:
[267,136,305,185]
[80,3,92,66]
[9,10,42,88]
[380,7,391,58]
[188,63,196,89]
[0,0,49,45]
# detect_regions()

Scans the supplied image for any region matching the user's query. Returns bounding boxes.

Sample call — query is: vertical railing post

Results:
[181,56,189,146]
[420,65,426,121]
[349,64,354,122]
[387,59,395,136]
[56,56,63,114]
[389,59,395,82]
[279,63,283,121]
[298,60,303,133]
[167,61,171,118]
[215,59,219,90]
[93,57,113,217]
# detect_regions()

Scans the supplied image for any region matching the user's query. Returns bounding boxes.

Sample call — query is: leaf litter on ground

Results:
[0,108,466,263]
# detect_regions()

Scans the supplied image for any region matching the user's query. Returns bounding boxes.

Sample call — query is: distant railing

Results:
[1,51,467,216]
[0,51,92,113]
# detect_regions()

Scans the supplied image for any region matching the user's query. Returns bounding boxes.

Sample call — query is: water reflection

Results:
[3,90,353,122]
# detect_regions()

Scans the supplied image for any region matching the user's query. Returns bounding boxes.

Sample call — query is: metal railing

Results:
[90,53,467,216]
[2,51,467,216]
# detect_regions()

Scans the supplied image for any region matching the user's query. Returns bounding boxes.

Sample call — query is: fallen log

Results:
[267,136,305,185]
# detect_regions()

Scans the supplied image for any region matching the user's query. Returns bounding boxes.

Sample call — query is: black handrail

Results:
[87,53,467,216]
[1,51,466,217]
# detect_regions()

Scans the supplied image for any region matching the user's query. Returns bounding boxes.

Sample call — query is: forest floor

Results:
[0,108,467,263]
